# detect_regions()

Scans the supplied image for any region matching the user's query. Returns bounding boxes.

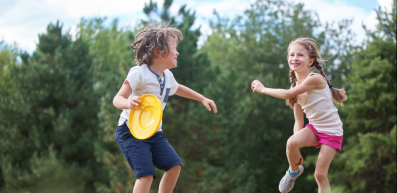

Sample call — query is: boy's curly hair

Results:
[131,23,183,66]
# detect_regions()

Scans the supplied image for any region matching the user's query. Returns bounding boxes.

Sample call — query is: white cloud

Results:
[378,0,394,11]
[289,0,379,44]
[0,0,393,52]
[0,0,148,52]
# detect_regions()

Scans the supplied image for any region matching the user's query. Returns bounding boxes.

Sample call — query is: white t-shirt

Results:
[118,64,179,132]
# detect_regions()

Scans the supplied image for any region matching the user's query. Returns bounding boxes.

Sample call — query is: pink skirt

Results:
[306,124,343,152]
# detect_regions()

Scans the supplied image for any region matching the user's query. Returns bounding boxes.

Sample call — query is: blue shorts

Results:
[115,123,182,179]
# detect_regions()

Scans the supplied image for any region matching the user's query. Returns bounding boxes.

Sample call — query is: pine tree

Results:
[76,17,139,192]
[0,21,106,192]
[329,3,396,192]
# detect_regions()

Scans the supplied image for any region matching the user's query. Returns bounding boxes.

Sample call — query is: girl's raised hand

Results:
[251,80,266,93]
[201,98,218,113]
[127,96,141,109]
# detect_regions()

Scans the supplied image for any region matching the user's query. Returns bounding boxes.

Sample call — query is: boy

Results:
[113,23,217,193]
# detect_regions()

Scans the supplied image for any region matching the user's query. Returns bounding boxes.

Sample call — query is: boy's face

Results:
[160,35,179,69]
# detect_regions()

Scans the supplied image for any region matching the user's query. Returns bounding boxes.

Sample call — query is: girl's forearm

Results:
[261,88,291,99]
[175,84,205,102]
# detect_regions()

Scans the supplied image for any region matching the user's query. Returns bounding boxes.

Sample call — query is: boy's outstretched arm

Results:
[175,84,218,113]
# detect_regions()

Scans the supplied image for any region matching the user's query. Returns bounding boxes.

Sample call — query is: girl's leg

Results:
[287,127,320,171]
[133,175,153,193]
[158,164,181,193]
[315,144,336,193]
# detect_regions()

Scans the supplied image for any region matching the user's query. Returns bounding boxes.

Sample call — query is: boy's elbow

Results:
[112,96,118,108]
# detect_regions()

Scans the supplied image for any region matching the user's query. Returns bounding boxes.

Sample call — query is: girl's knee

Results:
[287,136,299,150]
[314,171,328,182]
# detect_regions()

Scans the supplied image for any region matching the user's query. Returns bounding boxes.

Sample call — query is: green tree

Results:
[0,42,18,96]
[327,3,396,193]
[76,17,139,192]
[0,22,106,192]
[0,41,20,190]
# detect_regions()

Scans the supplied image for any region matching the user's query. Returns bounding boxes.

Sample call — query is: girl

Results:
[251,38,347,193]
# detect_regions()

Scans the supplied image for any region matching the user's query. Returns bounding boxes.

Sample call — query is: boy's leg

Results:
[134,175,153,193]
[151,133,182,193]
[115,125,157,193]
[286,127,319,171]
[159,164,182,193]
[315,144,336,193]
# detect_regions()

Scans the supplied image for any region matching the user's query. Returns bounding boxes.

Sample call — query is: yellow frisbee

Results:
[128,94,163,140]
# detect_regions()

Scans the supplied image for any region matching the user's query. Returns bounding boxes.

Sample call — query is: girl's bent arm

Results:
[175,84,218,113]
[293,103,304,134]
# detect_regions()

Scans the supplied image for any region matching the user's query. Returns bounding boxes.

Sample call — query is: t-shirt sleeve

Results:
[125,67,142,92]
[168,71,179,96]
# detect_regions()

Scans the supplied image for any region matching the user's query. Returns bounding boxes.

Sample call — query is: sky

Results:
[0,0,394,53]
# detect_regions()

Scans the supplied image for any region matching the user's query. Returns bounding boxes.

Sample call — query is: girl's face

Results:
[288,44,314,73]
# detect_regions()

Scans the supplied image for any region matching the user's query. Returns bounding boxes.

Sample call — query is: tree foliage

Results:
[0,22,106,192]
[1,1,395,193]
[326,3,396,193]
[194,0,357,192]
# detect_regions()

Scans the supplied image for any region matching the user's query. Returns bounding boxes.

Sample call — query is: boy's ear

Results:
[153,49,160,57]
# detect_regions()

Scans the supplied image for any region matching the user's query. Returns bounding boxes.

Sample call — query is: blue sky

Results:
[324,0,379,12]
[0,0,393,53]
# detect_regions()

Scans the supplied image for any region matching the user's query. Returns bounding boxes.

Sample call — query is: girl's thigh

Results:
[289,127,320,148]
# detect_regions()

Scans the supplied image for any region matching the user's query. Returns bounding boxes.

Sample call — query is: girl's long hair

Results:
[286,38,347,109]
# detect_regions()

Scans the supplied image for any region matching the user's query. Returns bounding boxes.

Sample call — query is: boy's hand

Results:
[251,80,266,93]
[201,98,218,113]
[127,96,141,109]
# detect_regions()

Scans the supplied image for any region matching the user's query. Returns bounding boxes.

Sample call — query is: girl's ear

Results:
[309,58,315,67]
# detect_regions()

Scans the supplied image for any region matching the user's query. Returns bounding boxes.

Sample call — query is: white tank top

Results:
[297,72,343,136]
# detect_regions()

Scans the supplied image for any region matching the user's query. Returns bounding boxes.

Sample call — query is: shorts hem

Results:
[164,161,183,171]
[306,124,343,152]
[314,142,342,152]
[136,173,156,179]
